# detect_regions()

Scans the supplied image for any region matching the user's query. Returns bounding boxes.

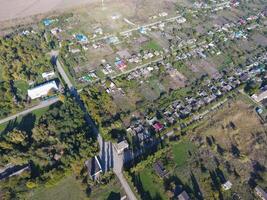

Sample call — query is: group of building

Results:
[27,71,60,100]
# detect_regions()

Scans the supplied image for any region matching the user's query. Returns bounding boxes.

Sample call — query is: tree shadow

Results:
[17,113,36,135]
[1,113,36,136]
[107,191,121,200]
[190,172,203,200]
[132,174,154,200]
[1,118,19,135]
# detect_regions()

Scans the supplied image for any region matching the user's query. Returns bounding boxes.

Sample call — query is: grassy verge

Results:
[28,175,87,200]
[90,177,125,200]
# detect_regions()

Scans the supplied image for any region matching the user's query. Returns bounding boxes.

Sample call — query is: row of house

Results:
[124,52,266,146]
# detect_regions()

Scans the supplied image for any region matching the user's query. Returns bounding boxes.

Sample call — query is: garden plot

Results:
[111,90,136,112]
[163,68,187,90]
[252,33,267,47]
[187,58,219,78]
[83,44,114,68]
[149,31,170,49]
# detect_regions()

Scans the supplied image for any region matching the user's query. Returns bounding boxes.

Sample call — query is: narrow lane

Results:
[55,56,137,200]
[0,97,59,125]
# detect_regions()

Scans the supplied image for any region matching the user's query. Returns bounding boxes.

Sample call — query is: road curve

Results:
[0,97,59,125]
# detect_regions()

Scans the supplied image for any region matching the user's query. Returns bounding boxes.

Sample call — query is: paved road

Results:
[0,97,59,125]
[56,60,74,89]
[113,147,137,200]
[55,56,137,200]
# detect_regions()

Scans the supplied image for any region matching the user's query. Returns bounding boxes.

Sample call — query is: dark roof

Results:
[153,161,168,178]
[85,156,102,178]
[255,186,267,199]
[178,191,190,200]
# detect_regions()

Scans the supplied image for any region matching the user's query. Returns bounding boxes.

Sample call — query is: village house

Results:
[178,191,190,200]
[252,90,267,102]
[255,186,267,200]
[42,71,56,80]
[222,180,232,191]
[153,161,168,178]
[85,156,102,181]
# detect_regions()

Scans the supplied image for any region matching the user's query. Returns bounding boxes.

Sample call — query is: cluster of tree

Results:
[0,96,98,198]
[0,32,53,118]
[80,86,122,140]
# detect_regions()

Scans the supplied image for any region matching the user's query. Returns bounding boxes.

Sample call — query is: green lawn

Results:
[138,168,167,200]
[172,140,195,167]
[142,40,162,51]
[90,178,125,200]
[28,176,87,200]
[14,80,29,97]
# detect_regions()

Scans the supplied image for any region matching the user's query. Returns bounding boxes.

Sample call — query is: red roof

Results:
[153,122,164,132]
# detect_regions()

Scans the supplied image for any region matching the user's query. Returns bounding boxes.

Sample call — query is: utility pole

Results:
[101,0,105,10]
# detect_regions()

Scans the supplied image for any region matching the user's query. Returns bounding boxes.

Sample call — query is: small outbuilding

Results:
[222,180,232,191]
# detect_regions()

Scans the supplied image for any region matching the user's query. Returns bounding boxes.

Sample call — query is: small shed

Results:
[222,180,232,191]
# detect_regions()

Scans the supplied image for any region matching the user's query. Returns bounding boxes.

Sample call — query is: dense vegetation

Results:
[0,96,98,199]
[0,31,53,118]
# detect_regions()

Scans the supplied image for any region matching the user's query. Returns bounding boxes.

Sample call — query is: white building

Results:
[222,181,232,191]
[42,71,55,80]
[28,81,58,99]
[252,90,267,102]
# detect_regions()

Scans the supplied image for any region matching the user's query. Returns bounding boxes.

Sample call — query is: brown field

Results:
[0,0,96,22]
[190,100,267,183]
[180,99,267,199]
[0,0,183,33]
[186,58,219,78]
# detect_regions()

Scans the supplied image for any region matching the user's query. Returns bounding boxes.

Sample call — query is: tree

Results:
[5,129,28,146]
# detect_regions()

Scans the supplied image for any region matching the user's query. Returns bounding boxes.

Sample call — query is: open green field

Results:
[14,80,29,97]
[90,178,125,200]
[171,140,195,167]
[138,168,167,200]
[29,174,125,200]
[142,40,163,51]
[29,176,87,200]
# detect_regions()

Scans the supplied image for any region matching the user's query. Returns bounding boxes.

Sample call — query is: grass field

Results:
[142,40,163,51]
[90,177,125,200]
[28,176,87,200]
[171,140,195,167]
[14,80,29,97]
[138,168,167,200]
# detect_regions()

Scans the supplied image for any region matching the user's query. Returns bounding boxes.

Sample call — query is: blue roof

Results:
[43,19,54,26]
[76,34,88,42]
